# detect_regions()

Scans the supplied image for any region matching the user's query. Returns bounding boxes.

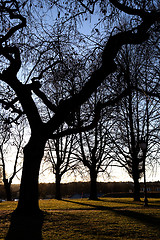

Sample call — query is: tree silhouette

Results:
[0,1,160,239]
[76,91,113,200]
[0,112,24,200]
[106,43,160,201]
[43,133,77,200]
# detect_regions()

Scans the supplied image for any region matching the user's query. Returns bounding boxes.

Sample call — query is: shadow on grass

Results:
[100,198,160,209]
[5,211,44,240]
[100,198,160,208]
[62,199,160,232]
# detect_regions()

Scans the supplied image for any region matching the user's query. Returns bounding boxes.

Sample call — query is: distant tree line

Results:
[1,181,160,200]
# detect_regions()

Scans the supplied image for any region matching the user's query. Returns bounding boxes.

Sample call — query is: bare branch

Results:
[77,0,98,14]
[109,0,151,19]
[133,86,160,100]
[0,4,26,44]
[51,87,129,139]
[31,60,61,82]
[0,46,21,74]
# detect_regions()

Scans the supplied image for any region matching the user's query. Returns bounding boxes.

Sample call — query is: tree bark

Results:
[15,135,46,216]
[89,168,98,200]
[5,135,45,240]
[5,212,44,240]
[55,172,61,200]
[133,170,141,201]
[3,179,12,201]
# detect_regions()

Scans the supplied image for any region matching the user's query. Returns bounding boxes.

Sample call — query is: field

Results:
[0,198,160,239]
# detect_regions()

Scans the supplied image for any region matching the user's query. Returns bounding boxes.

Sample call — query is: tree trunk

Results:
[133,173,141,201]
[16,135,46,216]
[55,172,61,200]
[6,135,46,240]
[4,179,12,201]
[89,168,98,200]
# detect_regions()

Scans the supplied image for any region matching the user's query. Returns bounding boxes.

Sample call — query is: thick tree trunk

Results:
[3,179,12,201]
[6,135,46,240]
[55,172,61,200]
[5,212,44,240]
[16,135,46,216]
[89,168,98,200]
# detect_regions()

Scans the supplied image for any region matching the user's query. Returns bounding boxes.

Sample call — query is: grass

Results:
[0,198,160,239]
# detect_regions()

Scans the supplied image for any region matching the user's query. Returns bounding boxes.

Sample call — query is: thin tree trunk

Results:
[55,173,61,200]
[4,179,12,201]
[133,173,141,201]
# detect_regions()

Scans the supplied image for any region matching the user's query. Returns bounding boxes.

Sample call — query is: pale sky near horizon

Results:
[5,160,159,184]
[38,165,160,184]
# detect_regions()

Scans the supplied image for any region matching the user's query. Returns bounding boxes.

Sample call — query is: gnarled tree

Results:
[0,2,159,238]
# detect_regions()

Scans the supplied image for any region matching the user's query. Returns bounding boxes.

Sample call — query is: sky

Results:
[38,165,160,184]
[5,159,159,184]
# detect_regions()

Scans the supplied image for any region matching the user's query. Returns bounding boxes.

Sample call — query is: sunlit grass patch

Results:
[42,207,160,239]
[39,199,94,211]
[0,201,17,239]
[0,201,17,211]
[0,210,11,239]
[40,197,160,211]
[40,198,160,239]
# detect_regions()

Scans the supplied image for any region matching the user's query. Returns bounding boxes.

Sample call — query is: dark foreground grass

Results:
[0,198,160,239]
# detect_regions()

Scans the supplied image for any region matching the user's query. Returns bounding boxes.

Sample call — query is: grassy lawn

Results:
[0,198,160,239]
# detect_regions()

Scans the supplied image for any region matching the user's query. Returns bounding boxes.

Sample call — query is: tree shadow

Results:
[62,199,160,232]
[99,198,143,206]
[100,198,160,209]
[5,211,44,240]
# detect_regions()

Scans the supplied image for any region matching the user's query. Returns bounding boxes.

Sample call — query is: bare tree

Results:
[106,44,160,201]
[43,132,77,200]
[0,2,159,238]
[0,115,25,200]
[75,90,113,200]
[0,167,2,184]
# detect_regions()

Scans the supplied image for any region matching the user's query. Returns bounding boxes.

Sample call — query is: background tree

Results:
[0,167,2,184]
[106,44,160,201]
[43,132,77,200]
[75,90,114,200]
[0,114,25,200]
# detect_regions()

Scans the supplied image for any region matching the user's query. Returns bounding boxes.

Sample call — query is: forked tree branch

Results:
[0,2,26,44]
[50,88,130,139]
[47,11,157,134]
[132,86,160,100]
[0,46,21,75]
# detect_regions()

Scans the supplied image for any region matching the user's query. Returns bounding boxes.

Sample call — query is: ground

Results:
[0,198,160,239]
